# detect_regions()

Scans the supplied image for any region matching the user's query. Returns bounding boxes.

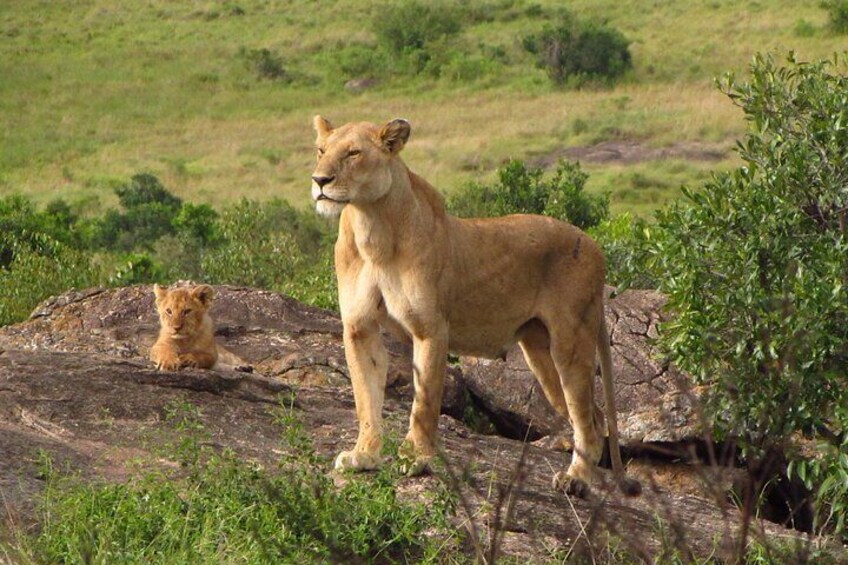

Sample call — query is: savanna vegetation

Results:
[0,0,840,213]
[2,0,848,562]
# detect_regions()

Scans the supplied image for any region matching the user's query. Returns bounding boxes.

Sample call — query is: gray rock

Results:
[344,77,377,93]
[0,348,810,560]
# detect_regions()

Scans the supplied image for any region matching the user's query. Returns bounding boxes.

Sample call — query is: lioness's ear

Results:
[313,115,334,141]
[191,284,214,307]
[379,118,411,154]
[153,284,167,301]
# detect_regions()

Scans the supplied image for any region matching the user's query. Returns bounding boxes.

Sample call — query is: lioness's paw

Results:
[334,450,381,472]
[552,471,592,499]
[400,456,433,477]
[619,476,642,497]
[398,440,434,476]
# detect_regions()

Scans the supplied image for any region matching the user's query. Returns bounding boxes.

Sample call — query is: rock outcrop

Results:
[0,286,819,560]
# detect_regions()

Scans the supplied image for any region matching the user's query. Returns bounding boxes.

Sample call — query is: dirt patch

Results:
[534,140,730,167]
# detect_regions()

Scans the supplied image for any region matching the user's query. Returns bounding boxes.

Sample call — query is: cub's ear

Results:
[191,284,214,307]
[153,284,167,301]
[379,118,411,154]
[313,115,334,141]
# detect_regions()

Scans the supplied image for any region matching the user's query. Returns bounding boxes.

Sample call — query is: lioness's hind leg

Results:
[549,324,604,496]
[518,319,570,427]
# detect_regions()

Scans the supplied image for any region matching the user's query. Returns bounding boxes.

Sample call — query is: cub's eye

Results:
[317,148,325,157]
[165,308,172,316]
[348,149,361,158]
[185,309,193,314]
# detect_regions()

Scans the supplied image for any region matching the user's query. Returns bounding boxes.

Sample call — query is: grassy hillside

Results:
[0,0,839,216]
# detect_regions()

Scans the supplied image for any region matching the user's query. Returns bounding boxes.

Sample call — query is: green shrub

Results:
[588,212,657,289]
[93,174,183,252]
[239,47,290,81]
[0,196,101,325]
[373,1,462,54]
[821,0,848,33]
[371,1,468,76]
[172,202,220,245]
[108,252,166,286]
[200,199,303,289]
[282,245,338,311]
[115,173,182,209]
[0,182,339,325]
[0,235,97,326]
[325,43,389,80]
[449,159,609,230]
[648,53,848,538]
[522,11,632,85]
[0,196,84,266]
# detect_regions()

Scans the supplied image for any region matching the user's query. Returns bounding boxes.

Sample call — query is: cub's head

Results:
[310,116,411,217]
[153,284,214,339]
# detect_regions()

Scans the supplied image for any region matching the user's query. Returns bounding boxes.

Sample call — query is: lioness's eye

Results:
[185,309,193,314]
[165,308,172,316]
[317,148,325,156]
[348,149,361,157]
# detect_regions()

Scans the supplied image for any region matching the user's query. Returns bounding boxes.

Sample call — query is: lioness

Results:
[150,284,249,372]
[311,116,639,496]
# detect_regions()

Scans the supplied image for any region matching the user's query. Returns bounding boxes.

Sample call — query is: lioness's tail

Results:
[598,305,642,496]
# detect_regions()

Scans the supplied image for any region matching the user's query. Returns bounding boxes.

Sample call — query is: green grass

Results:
[0,0,841,216]
[1,397,459,564]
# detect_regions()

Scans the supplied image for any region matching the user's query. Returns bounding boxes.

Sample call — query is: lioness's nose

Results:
[312,175,335,188]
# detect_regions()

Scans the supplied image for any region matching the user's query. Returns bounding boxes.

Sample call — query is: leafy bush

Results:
[201,199,304,289]
[522,11,632,85]
[93,174,183,252]
[448,159,609,230]
[325,43,390,80]
[588,212,657,289]
[821,0,848,33]
[0,195,83,266]
[373,1,463,54]
[0,236,97,326]
[238,47,290,81]
[371,1,470,76]
[0,175,339,327]
[648,54,848,538]
[194,198,338,309]
[0,196,98,325]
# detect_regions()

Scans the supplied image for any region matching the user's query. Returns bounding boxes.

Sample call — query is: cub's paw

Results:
[179,357,199,369]
[154,355,181,372]
[552,470,592,499]
[334,450,381,472]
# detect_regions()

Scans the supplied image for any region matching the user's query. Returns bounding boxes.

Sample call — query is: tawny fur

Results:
[150,284,219,371]
[311,116,639,495]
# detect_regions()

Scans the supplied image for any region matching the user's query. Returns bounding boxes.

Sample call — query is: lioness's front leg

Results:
[401,328,448,475]
[334,318,389,472]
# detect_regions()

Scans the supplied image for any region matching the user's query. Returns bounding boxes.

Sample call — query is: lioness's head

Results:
[310,116,411,217]
[153,284,213,340]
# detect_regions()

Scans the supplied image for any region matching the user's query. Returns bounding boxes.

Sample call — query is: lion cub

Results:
[150,283,221,371]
